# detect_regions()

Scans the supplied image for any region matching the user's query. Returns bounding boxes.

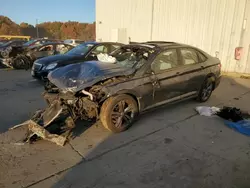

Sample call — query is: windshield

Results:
[64,39,73,44]
[1,41,13,47]
[23,39,37,47]
[111,47,152,69]
[66,43,94,56]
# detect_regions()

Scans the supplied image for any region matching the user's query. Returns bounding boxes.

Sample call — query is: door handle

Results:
[201,65,205,69]
[176,72,180,75]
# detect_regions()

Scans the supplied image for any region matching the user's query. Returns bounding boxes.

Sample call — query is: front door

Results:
[150,48,188,104]
[34,44,55,59]
[86,44,109,61]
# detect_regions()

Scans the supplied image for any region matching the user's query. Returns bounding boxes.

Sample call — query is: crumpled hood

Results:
[48,61,134,93]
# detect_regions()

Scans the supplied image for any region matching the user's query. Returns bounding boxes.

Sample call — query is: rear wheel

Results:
[197,78,214,102]
[100,94,138,133]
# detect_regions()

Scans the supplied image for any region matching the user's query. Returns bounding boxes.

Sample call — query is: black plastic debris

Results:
[216,106,250,122]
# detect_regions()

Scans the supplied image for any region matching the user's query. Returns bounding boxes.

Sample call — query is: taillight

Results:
[218,63,221,69]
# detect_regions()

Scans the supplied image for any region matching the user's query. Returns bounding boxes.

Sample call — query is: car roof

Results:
[144,41,190,48]
[125,41,193,50]
[83,41,123,45]
[41,42,68,46]
[28,42,67,48]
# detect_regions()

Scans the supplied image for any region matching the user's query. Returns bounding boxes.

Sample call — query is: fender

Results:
[104,87,143,111]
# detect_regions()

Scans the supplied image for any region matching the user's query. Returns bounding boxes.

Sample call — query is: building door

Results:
[239,0,250,73]
[111,28,128,44]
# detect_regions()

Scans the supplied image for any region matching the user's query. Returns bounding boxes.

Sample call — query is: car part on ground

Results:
[10,42,221,146]
[195,106,221,116]
[196,106,250,136]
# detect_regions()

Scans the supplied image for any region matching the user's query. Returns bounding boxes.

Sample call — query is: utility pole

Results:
[36,19,39,38]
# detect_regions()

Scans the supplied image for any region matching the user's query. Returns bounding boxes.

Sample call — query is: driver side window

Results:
[39,45,53,52]
[151,49,179,73]
[92,45,108,54]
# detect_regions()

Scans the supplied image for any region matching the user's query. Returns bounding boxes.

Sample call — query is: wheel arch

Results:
[107,89,142,112]
[205,73,216,90]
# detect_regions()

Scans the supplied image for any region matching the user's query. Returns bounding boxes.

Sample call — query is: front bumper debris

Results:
[10,100,75,146]
[10,91,99,146]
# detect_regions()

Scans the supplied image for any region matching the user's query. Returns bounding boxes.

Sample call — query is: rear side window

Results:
[110,44,121,52]
[39,45,53,51]
[56,44,71,54]
[92,45,108,54]
[197,51,207,62]
[180,48,199,65]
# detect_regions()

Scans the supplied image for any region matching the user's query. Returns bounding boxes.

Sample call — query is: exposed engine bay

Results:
[1,46,33,69]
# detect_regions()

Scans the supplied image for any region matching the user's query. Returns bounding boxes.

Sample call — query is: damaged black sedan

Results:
[1,42,73,69]
[14,42,221,146]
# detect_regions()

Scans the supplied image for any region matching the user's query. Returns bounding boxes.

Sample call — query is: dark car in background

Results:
[0,40,27,67]
[23,38,62,47]
[0,40,26,51]
[0,42,73,69]
[41,41,221,135]
[31,42,123,80]
[64,39,85,46]
[26,42,73,60]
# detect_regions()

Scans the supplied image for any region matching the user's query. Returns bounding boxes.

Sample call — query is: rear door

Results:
[179,48,207,94]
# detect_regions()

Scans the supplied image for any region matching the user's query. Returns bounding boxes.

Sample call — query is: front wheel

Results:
[197,78,214,102]
[12,55,31,70]
[100,94,138,133]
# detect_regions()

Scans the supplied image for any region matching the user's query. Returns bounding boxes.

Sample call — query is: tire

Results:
[197,77,214,102]
[100,94,138,133]
[12,55,31,70]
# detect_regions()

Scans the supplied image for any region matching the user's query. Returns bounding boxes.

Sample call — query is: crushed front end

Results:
[11,90,100,146]
[0,46,33,69]
[11,59,134,146]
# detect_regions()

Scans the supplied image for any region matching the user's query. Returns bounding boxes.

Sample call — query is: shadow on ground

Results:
[0,70,46,133]
[48,76,250,188]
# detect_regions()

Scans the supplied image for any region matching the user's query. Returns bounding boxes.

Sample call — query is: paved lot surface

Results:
[0,69,250,188]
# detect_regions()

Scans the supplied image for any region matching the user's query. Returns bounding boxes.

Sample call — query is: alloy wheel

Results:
[111,100,135,128]
[201,81,213,101]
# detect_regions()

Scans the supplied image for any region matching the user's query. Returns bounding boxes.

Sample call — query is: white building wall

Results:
[96,0,249,73]
[96,0,153,43]
[151,0,247,73]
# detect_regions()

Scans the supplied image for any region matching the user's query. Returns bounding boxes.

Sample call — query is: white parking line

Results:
[28,79,37,82]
